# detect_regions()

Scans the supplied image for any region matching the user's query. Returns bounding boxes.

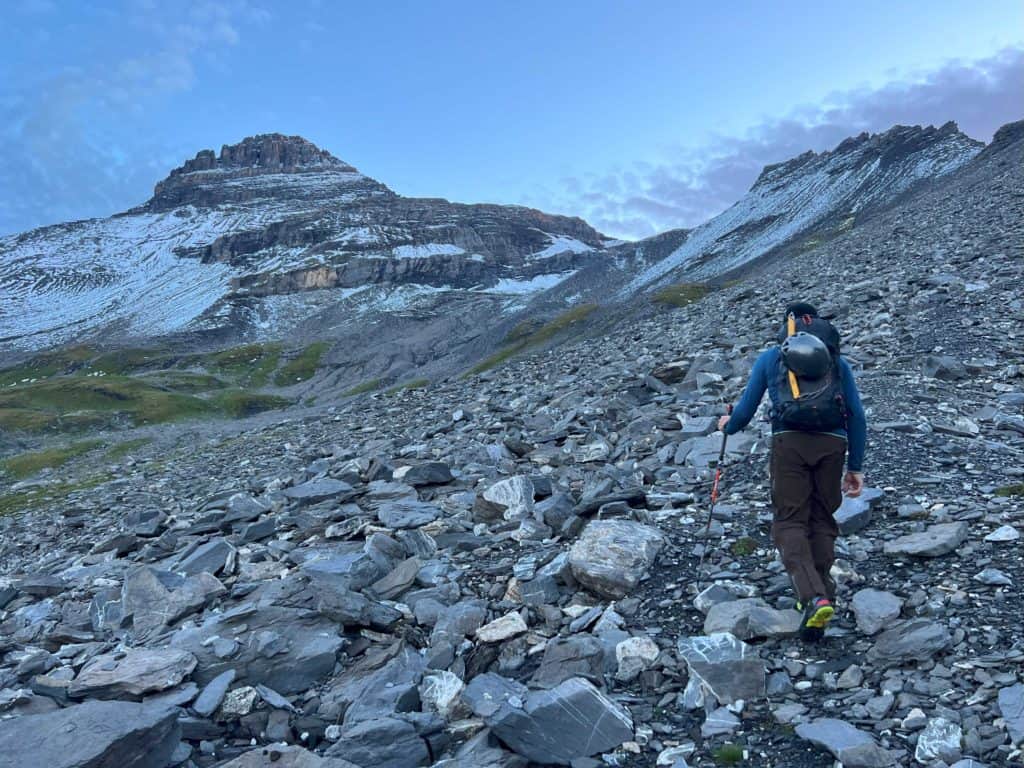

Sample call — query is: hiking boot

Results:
[799,597,834,641]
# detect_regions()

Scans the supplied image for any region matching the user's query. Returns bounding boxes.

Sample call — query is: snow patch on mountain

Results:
[392,244,466,259]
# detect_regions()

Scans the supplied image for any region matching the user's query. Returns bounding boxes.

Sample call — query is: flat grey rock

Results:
[883,522,969,557]
[395,461,453,486]
[998,682,1024,745]
[192,669,235,716]
[283,478,354,504]
[481,676,633,765]
[69,647,197,700]
[702,598,801,639]
[850,588,903,635]
[867,618,952,666]
[218,744,361,767]
[835,486,883,535]
[796,717,897,767]
[325,716,433,768]
[377,500,442,529]
[0,699,180,768]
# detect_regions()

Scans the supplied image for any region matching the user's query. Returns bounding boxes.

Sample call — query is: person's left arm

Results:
[839,357,867,494]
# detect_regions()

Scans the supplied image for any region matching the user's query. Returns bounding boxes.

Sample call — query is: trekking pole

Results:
[695,404,732,592]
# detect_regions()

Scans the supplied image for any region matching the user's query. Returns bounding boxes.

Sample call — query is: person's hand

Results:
[718,414,730,431]
[842,471,864,497]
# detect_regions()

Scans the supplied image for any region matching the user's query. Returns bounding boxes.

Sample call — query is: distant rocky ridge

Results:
[0,121,1009,395]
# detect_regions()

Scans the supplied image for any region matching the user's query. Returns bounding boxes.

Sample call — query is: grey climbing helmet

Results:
[781,331,832,379]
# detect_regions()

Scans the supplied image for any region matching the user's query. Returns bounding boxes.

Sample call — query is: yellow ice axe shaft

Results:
[786,314,801,399]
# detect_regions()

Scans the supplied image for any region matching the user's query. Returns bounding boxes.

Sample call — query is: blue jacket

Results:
[724,347,866,472]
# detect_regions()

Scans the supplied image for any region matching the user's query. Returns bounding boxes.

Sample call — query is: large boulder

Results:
[69,648,197,700]
[463,674,633,766]
[569,520,664,599]
[170,605,343,693]
[0,699,180,768]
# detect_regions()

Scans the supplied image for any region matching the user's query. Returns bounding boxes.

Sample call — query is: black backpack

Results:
[771,313,847,432]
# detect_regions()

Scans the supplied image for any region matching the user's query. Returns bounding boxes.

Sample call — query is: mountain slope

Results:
[0,134,608,355]
[616,122,982,294]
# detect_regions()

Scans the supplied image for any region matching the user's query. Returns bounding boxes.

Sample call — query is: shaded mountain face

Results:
[0,134,607,354]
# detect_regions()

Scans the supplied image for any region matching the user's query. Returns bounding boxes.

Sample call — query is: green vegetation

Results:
[105,438,153,461]
[994,484,1024,497]
[0,339,325,437]
[0,408,59,432]
[386,378,430,395]
[730,537,759,556]
[211,390,292,418]
[651,282,709,308]
[0,374,293,434]
[274,342,330,386]
[1,440,103,479]
[0,375,214,427]
[206,343,282,387]
[467,304,598,376]
[0,344,95,386]
[89,347,176,375]
[0,473,111,517]
[344,378,383,396]
[712,743,745,765]
[137,371,225,393]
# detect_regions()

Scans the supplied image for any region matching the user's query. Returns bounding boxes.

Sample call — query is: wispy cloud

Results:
[533,47,1024,240]
[0,1,266,235]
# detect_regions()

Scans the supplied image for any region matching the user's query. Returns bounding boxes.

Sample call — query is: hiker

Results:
[717,301,866,641]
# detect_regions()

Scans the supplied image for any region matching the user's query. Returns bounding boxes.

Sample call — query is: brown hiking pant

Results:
[770,432,846,603]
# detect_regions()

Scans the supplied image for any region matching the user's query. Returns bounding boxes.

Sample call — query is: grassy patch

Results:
[651,283,708,308]
[105,438,153,461]
[730,536,759,556]
[0,473,111,517]
[713,743,745,765]
[0,408,59,432]
[343,378,383,397]
[2,440,104,479]
[205,343,282,387]
[0,344,96,386]
[274,342,329,386]
[0,375,214,426]
[385,378,429,395]
[467,304,598,376]
[138,371,225,393]
[89,347,176,375]
[994,484,1024,497]
[210,390,292,418]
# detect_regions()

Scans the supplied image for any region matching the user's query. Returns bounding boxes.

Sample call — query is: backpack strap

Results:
[785,313,801,399]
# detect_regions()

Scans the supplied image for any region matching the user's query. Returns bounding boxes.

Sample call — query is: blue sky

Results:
[2,1,1022,239]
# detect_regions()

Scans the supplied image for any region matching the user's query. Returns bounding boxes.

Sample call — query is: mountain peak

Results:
[149,134,378,211]
[753,122,981,190]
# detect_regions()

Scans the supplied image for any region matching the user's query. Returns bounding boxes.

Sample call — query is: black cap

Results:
[784,301,819,319]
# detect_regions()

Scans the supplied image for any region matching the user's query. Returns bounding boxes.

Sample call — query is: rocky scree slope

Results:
[0,134,607,365]
[0,124,1021,767]
[544,122,983,309]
